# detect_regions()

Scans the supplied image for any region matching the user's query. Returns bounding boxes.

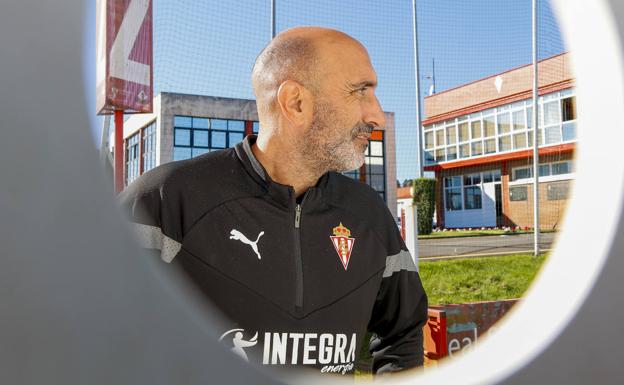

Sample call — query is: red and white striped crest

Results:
[330,223,355,270]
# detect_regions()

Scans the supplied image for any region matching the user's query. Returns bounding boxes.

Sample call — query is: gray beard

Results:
[297,101,372,175]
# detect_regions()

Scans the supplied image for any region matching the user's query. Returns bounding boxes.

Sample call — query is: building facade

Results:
[422,53,576,229]
[121,92,398,214]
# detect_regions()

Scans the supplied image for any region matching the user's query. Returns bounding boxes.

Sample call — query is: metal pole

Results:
[412,0,424,178]
[114,109,124,194]
[431,58,436,94]
[532,0,540,256]
[271,0,276,38]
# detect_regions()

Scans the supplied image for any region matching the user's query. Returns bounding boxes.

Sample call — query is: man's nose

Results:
[363,94,386,128]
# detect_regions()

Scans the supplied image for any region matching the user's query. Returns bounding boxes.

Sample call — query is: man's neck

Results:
[251,137,322,197]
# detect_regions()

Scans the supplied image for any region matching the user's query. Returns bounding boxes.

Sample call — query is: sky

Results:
[85,0,565,182]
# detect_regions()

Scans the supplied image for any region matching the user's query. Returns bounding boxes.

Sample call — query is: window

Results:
[142,121,156,173]
[252,121,260,134]
[444,176,462,211]
[513,133,527,149]
[483,115,495,137]
[543,100,561,126]
[510,186,528,201]
[435,148,445,162]
[499,135,511,151]
[425,131,434,149]
[562,122,576,141]
[173,115,246,161]
[471,141,482,156]
[458,122,469,142]
[362,134,386,201]
[471,120,482,139]
[435,128,445,147]
[459,143,470,158]
[446,124,457,144]
[484,138,496,154]
[463,173,482,210]
[513,167,532,180]
[545,125,562,144]
[552,161,572,175]
[125,131,140,185]
[513,161,572,181]
[547,181,570,200]
[420,89,576,165]
[539,164,551,177]
[497,112,510,134]
[424,150,435,165]
[512,110,525,131]
[561,96,576,121]
[447,146,457,160]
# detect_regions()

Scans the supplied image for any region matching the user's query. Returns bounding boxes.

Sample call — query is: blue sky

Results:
[85,0,564,181]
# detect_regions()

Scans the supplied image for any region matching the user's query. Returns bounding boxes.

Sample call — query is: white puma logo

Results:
[229,229,264,259]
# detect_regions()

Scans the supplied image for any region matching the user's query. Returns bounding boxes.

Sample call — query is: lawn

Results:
[419,253,547,305]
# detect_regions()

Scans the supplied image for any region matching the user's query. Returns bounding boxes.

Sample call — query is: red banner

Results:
[96,0,153,114]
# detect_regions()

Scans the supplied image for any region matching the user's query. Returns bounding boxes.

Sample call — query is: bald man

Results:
[120,27,428,376]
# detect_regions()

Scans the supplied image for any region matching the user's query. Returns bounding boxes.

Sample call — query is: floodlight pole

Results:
[532,0,540,256]
[412,0,424,178]
[271,0,276,38]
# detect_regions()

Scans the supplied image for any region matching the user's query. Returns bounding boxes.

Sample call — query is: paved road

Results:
[418,232,557,259]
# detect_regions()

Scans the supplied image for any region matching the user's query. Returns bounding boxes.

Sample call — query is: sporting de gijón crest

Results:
[330,223,355,270]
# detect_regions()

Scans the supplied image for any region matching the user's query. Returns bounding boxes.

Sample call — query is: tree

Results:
[412,178,436,235]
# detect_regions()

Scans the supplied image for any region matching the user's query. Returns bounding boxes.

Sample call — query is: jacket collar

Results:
[234,135,328,209]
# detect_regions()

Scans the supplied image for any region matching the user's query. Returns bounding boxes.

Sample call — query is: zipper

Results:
[293,194,307,311]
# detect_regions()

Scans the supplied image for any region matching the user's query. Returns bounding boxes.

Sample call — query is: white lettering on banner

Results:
[109,0,150,86]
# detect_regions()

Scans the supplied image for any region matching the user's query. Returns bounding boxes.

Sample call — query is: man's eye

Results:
[356,87,368,95]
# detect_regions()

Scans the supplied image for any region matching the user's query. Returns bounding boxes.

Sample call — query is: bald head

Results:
[252,27,363,119]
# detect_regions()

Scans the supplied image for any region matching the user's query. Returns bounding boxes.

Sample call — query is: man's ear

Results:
[276,80,313,127]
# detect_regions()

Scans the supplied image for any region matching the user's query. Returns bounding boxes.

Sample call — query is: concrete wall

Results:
[435,152,574,229]
[506,152,575,229]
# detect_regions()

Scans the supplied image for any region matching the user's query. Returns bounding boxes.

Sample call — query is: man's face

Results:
[296,38,386,174]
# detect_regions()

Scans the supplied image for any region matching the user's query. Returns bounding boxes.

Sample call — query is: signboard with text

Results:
[96,0,153,114]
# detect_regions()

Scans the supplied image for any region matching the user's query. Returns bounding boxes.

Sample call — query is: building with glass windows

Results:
[422,53,576,229]
[121,92,398,213]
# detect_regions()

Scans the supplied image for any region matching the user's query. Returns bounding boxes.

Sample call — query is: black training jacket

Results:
[119,135,428,376]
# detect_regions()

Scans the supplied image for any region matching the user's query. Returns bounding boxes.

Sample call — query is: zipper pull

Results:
[295,204,301,228]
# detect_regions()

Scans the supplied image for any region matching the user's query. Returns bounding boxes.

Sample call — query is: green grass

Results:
[419,253,547,305]
[418,229,556,239]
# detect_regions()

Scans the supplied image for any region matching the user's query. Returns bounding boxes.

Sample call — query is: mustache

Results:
[351,123,374,136]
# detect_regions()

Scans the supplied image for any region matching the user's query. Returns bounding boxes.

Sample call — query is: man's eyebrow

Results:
[348,80,377,89]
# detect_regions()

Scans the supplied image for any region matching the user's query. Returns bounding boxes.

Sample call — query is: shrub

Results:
[412,178,436,235]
